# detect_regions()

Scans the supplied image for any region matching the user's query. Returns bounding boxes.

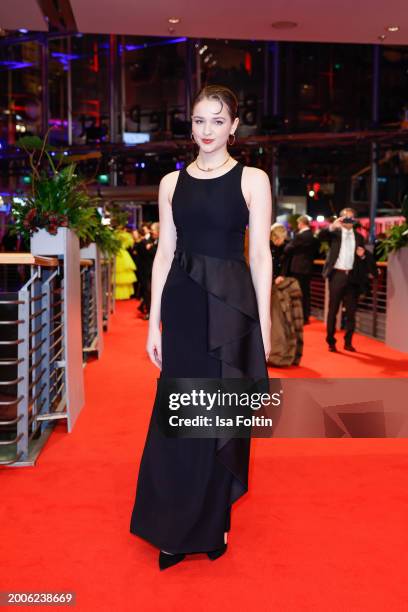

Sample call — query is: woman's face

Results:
[191,97,239,152]
[271,236,284,246]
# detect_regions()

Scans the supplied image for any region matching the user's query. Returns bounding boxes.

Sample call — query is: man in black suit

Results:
[319,207,378,352]
[284,215,319,324]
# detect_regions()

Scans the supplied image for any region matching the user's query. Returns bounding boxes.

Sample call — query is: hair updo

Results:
[192,84,238,121]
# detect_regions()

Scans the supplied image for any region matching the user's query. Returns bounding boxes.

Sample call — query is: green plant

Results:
[107,203,130,229]
[91,217,122,256]
[9,132,119,255]
[12,163,97,237]
[376,195,408,261]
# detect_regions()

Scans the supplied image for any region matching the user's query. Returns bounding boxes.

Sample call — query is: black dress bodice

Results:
[172,162,248,261]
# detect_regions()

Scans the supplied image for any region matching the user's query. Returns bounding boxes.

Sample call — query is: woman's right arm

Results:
[146,172,178,369]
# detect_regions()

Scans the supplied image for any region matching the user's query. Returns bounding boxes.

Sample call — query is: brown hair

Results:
[192,84,238,121]
[340,207,356,217]
[297,215,311,227]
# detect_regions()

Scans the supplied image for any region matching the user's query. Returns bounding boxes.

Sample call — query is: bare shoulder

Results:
[242,166,270,183]
[242,166,271,210]
[160,169,180,188]
[242,166,270,194]
[159,170,180,203]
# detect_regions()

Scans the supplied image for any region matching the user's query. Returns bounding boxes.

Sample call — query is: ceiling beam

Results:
[36,0,77,32]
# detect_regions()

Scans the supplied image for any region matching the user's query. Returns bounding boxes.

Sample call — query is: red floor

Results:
[2,300,408,611]
[267,317,408,378]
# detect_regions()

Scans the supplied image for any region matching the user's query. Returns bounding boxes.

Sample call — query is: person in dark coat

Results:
[270,223,290,281]
[318,207,378,352]
[269,223,304,366]
[142,222,159,320]
[136,223,153,315]
[284,215,319,324]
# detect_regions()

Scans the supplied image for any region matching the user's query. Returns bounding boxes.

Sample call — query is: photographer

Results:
[319,207,377,352]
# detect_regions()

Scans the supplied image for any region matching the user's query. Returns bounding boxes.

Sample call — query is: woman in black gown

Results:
[129,85,272,570]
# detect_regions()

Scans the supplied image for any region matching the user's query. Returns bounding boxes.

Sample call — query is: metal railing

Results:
[101,256,115,331]
[0,250,116,466]
[310,259,388,341]
[80,258,98,356]
[0,254,65,466]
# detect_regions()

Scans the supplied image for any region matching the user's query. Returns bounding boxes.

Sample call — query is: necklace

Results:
[195,154,231,172]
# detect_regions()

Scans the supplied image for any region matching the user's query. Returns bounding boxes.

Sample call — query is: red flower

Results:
[25,208,37,223]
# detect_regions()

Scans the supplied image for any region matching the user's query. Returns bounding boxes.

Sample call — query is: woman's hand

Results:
[263,336,272,363]
[261,324,272,363]
[275,275,284,285]
[146,326,162,369]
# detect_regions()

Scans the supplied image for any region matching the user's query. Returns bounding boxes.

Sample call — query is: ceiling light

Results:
[271,21,298,29]
[386,25,399,32]
[378,34,387,41]
[168,17,180,24]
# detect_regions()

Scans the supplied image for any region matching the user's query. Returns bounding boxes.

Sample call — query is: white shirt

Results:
[334,227,355,270]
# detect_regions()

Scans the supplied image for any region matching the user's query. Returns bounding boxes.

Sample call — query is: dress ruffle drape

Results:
[174,248,268,505]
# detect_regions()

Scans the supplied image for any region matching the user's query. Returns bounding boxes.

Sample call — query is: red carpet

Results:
[2,300,408,611]
[267,317,408,378]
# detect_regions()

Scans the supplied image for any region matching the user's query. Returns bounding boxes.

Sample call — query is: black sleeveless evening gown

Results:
[129,161,268,554]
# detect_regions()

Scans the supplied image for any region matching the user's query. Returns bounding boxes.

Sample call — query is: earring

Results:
[228,133,236,146]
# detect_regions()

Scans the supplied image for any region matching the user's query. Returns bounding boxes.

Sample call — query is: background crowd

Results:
[116,209,378,365]
[115,222,159,320]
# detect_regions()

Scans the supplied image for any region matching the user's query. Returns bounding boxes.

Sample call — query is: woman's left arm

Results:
[246,168,273,361]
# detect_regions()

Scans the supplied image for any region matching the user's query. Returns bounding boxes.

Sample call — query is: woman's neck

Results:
[196,149,230,169]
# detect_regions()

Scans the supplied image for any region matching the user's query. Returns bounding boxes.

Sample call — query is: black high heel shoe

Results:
[159,551,186,570]
[207,543,228,560]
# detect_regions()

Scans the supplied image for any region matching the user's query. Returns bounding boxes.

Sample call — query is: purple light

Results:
[51,52,81,61]
[51,52,81,71]
[18,28,28,34]
[0,61,33,71]
[125,37,187,51]
[49,118,68,128]
[175,161,185,170]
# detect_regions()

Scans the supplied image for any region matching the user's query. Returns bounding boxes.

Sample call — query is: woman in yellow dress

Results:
[115,228,137,300]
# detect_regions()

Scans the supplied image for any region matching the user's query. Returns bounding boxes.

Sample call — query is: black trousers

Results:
[326,270,360,346]
[292,273,311,322]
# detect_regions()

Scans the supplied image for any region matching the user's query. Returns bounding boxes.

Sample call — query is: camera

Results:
[342,217,355,224]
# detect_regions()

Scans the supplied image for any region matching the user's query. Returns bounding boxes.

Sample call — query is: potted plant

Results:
[10,134,97,250]
[375,196,408,262]
[376,196,408,352]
